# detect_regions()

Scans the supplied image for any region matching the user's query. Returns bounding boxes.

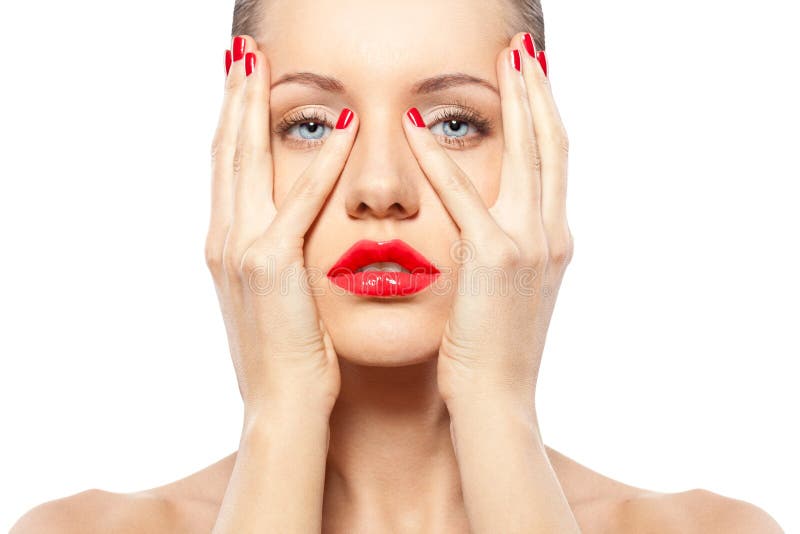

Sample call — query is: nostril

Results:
[355,202,369,216]
[352,201,404,218]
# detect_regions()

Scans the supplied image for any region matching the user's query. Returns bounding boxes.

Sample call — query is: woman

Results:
[10,0,785,532]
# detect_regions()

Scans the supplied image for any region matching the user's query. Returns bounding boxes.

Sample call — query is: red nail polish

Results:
[406,107,426,128]
[245,52,256,76]
[536,50,548,77]
[522,33,536,58]
[225,50,232,76]
[232,36,246,61]
[336,108,354,129]
[511,49,521,72]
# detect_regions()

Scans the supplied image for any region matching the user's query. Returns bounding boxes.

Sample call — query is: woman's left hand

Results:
[403,34,573,415]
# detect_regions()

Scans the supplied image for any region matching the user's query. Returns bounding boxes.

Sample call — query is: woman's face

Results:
[261,0,510,366]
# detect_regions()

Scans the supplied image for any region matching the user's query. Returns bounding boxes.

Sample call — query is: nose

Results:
[342,113,421,221]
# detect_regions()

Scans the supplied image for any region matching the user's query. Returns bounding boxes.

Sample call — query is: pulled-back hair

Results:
[231,0,546,52]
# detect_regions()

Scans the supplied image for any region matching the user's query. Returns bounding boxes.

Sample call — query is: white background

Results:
[1,0,797,531]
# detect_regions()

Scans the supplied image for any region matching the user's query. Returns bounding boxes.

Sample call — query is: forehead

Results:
[260,0,509,94]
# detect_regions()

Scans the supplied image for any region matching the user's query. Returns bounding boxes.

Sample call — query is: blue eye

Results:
[427,106,492,148]
[276,105,491,149]
[431,119,471,138]
[290,121,331,141]
[275,108,335,146]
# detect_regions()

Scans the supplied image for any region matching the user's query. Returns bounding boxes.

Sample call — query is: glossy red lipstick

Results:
[327,239,440,297]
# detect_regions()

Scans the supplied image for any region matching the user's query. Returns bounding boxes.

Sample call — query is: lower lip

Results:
[328,270,439,297]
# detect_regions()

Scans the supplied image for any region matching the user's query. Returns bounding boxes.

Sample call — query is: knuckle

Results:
[522,244,549,268]
[265,230,304,257]
[548,243,570,265]
[527,141,543,170]
[508,140,542,172]
[548,229,574,266]
[515,88,530,110]
[222,242,244,277]
[241,248,299,296]
[485,236,523,268]
[204,242,224,277]
[232,144,255,176]
[534,70,552,90]
[240,248,267,276]
[210,135,233,163]
[223,254,242,278]
[254,230,304,268]
[520,230,550,267]
[244,77,263,99]
[232,149,243,176]
[224,72,245,93]
[439,166,471,195]
[545,125,569,155]
[559,128,570,154]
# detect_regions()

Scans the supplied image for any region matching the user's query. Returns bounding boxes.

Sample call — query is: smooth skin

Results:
[11,0,784,532]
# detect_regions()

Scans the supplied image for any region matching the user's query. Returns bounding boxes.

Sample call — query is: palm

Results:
[401,42,573,405]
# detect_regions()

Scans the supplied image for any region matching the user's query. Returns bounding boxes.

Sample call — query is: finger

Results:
[514,32,569,235]
[207,35,255,262]
[402,107,501,240]
[488,45,544,244]
[228,47,276,261]
[265,108,358,246]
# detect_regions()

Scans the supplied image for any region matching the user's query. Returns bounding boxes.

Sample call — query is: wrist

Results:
[240,408,331,458]
[444,389,538,425]
[446,392,540,451]
[244,391,335,422]
[243,399,332,436]
[447,396,544,456]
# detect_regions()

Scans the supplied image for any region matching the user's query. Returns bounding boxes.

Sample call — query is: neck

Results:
[200,361,595,527]
[322,357,465,528]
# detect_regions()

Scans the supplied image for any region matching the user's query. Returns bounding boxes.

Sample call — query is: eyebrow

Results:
[271,72,499,96]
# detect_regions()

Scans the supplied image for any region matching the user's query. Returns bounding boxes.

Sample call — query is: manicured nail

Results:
[537,50,548,77]
[245,52,256,76]
[406,107,426,128]
[225,50,232,76]
[232,36,246,61]
[522,33,537,58]
[511,49,521,72]
[336,108,354,129]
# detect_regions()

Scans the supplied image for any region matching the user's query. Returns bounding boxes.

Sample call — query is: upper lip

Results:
[327,239,440,276]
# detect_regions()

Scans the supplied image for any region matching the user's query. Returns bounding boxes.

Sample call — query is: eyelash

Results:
[272,106,330,145]
[429,101,493,148]
[272,100,493,149]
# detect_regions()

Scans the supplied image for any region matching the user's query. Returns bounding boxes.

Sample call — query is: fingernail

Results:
[245,52,256,76]
[522,33,537,58]
[336,108,354,129]
[232,36,246,61]
[511,49,521,72]
[225,50,232,76]
[406,107,426,128]
[536,50,548,77]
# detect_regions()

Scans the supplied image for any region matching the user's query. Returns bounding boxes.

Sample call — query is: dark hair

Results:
[231,0,546,52]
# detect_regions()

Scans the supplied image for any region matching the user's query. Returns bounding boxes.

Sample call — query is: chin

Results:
[318,297,448,367]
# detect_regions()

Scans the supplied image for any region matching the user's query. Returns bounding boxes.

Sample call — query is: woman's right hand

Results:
[205,35,358,419]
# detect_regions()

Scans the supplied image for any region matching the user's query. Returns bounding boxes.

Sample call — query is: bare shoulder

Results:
[545,447,784,534]
[9,488,187,534]
[610,488,784,534]
[10,455,232,533]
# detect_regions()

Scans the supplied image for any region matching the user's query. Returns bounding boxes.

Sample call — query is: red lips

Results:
[327,239,440,297]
